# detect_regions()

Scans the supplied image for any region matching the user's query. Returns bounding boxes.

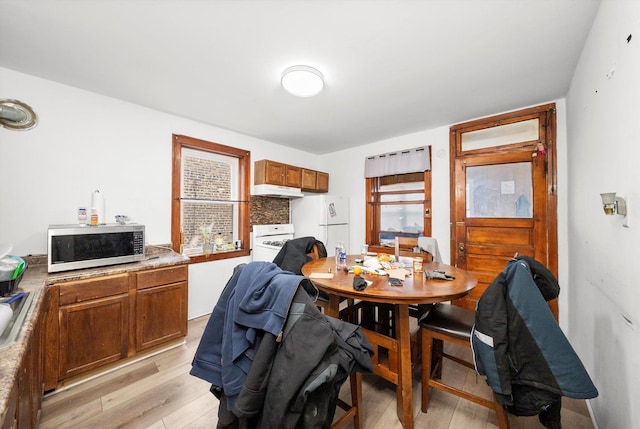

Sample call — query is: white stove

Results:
[251,224,295,262]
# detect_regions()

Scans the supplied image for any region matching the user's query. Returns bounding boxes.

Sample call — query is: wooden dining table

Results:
[302,255,477,429]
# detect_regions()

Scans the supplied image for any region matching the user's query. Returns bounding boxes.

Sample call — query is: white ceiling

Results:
[0,0,600,154]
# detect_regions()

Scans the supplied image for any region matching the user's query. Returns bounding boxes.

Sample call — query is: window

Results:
[365,147,432,249]
[171,134,251,263]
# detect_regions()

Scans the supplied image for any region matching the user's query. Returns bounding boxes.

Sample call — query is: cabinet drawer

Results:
[58,274,130,305]
[136,265,188,290]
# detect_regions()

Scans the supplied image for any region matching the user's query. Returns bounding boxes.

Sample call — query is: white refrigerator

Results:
[291,195,349,256]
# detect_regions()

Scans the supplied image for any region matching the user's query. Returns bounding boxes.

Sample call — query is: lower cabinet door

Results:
[58,294,129,379]
[136,282,187,352]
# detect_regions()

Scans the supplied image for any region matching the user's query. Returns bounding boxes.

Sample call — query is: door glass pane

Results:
[466,162,532,218]
[461,119,539,151]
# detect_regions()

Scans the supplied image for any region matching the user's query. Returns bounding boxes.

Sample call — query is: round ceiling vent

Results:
[0,99,38,131]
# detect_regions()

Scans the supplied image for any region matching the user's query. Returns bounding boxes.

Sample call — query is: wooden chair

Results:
[394,236,433,262]
[394,236,418,258]
[306,243,320,260]
[308,247,344,309]
[419,303,510,428]
[305,244,365,429]
[330,372,364,429]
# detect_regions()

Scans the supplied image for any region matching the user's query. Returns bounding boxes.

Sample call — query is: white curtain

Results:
[364,146,430,178]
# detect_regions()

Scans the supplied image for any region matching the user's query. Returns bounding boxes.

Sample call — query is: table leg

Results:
[394,304,413,429]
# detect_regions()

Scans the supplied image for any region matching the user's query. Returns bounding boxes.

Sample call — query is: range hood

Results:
[253,184,303,198]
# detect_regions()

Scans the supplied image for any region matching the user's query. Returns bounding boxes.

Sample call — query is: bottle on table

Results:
[335,241,347,270]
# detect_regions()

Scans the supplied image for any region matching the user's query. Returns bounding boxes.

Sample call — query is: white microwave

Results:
[48,224,145,273]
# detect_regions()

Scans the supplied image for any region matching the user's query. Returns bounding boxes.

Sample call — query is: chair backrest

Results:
[417,237,442,263]
[273,237,326,275]
[306,243,320,261]
[395,236,433,261]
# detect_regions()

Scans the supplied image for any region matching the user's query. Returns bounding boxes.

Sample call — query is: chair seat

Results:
[418,303,475,341]
[419,303,511,428]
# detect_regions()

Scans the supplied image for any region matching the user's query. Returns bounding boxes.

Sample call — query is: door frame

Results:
[449,103,558,315]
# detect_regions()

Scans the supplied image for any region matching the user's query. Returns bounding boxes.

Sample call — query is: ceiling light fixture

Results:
[281,65,324,97]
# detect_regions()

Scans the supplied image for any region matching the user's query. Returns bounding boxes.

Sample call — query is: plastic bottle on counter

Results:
[78,207,87,225]
[90,208,99,226]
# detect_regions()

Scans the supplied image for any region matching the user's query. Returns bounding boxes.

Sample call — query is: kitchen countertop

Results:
[0,249,189,424]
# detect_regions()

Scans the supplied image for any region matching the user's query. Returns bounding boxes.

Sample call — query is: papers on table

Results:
[386,268,412,279]
[308,272,334,279]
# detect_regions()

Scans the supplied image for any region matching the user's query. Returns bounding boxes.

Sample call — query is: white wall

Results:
[320,126,451,260]
[4,7,637,422]
[566,1,640,428]
[0,67,320,319]
[320,100,571,331]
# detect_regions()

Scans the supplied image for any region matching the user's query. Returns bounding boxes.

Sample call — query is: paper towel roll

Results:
[91,190,106,225]
[0,304,12,335]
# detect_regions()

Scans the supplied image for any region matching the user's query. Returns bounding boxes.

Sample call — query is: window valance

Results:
[364,146,430,178]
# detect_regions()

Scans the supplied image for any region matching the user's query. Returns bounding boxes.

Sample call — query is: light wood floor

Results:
[40,315,595,429]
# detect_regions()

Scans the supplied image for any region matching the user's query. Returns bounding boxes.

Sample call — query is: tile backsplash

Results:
[250,196,290,226]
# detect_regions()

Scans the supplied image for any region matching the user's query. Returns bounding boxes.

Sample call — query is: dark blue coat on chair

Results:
[472,258,598,416]
[190,261,373,428]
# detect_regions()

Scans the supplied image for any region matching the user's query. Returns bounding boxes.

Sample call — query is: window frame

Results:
[171,134,251,263]
[365,162,432,251]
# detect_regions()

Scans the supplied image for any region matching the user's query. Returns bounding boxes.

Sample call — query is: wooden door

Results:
[450,103,558,317]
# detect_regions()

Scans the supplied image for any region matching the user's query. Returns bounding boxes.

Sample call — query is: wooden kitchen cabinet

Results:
[1,384,16,429]
[56,274,130,380]
[316,171,329,192]
[255,160,328,192]
[2,296,45,429]
[301,169,317,191]
[285,164,302,188]
[44,264,189,390]
[301,168,329,192]
[134,265,188,352]
[254,160,301,188]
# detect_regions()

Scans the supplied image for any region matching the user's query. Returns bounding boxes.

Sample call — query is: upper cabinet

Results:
[285,164,302,188]
[301,169,316,190]
[254,160,301,188]
[302,169,328,192]
[315,171,329,192]
[255,160,328,193]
